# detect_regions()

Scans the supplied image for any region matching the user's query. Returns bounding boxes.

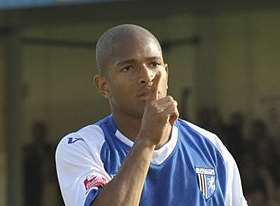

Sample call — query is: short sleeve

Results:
[55,126,111,206]
[211,136,248,206]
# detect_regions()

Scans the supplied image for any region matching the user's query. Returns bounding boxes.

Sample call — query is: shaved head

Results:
[96,24,162,75]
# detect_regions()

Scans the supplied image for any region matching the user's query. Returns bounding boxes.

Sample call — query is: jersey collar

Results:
[114,123,179,165]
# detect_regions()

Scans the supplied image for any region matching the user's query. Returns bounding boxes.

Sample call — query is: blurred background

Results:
[0,0,280,206]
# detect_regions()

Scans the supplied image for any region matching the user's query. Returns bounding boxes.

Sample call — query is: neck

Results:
[112,111,142,141]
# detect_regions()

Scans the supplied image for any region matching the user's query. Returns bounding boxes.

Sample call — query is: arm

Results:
[93,138,155,206]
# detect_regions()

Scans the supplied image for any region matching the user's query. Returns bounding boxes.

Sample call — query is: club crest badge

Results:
[195,167,216,199]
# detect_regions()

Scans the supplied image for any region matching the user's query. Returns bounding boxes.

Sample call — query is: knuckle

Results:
[148,100,157,108]
[171,101,178,109]
[166,95,174,101]
[150,103,162,114]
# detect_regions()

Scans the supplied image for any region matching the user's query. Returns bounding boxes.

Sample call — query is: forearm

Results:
[92,139,155,206]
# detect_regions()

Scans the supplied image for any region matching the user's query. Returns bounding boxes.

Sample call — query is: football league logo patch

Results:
[84,175,107,192]
[195,167,216,199]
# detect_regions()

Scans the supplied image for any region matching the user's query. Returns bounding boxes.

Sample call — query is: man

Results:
[56,24,247,206]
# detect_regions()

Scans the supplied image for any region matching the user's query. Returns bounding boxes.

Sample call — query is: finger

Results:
[153,100,177,113]
[155,96,175,106]
[150,72,161,100]
[162,104,178,116]
[169,110,179,125]
[162,106,179,125]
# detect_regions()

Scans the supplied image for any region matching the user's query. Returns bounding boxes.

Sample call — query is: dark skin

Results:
[93,30,179,206]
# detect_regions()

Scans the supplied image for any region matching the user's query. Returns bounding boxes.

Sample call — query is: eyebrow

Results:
[116,59,136,67]
[115,57,162,67]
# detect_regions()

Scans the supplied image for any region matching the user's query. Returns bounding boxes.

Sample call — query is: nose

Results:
[138,65,155,85]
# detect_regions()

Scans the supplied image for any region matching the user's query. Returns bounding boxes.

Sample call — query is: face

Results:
[96,35,168,119]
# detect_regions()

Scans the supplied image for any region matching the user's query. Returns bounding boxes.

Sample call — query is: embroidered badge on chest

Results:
[195,167,216,199]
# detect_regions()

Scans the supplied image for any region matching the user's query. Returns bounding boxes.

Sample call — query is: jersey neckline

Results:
[109,115,179,165]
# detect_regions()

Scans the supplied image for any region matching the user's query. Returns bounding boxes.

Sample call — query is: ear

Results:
[164,63,169,89]
[94,74,111,98]
[164,63,168,73]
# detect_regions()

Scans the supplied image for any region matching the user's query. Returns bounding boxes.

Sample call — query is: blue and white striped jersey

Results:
[56,115,247,206]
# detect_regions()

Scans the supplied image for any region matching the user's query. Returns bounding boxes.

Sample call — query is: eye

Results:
[149,61,161,68]
[121,65,134,72]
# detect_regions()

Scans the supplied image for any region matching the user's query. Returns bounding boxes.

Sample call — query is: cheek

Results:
[159,73,168,96]
[110,78,135,97]
[161,72,168,88]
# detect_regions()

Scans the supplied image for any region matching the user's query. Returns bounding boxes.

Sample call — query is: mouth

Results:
[136,90,150,97]
[136,93,149,101]
[136,90,160,100]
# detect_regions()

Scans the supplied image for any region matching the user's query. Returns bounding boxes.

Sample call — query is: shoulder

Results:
[55,124,106,162]
[178,119,217,139]
[177,119,247,205]
[55,123,113,206]
[177,119,236,167]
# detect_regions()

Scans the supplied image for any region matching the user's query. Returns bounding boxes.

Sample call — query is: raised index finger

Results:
[150,72,161,100]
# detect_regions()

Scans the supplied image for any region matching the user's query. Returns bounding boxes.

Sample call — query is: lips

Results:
[136,89,160,99]
[136,90,151,97]
[136,85,153,94]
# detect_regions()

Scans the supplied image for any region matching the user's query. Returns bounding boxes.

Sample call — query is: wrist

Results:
[134,137,156,150]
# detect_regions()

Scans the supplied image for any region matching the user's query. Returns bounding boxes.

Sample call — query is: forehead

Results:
[110,36,162,65]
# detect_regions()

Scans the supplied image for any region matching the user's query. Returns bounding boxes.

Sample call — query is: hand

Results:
[136,72,179,147]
